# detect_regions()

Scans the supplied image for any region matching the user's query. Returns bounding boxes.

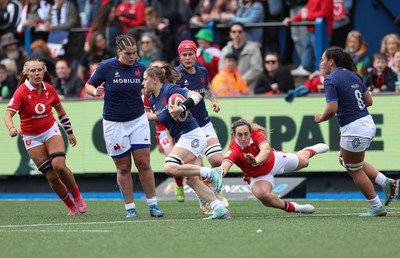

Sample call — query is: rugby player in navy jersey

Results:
[315,47,396,217]
[176,40,229,214]
[85,34,164,219]
[143,65,231,220]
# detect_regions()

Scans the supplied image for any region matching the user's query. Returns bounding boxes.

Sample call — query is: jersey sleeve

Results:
[253,130,268,147]
[6,87,23,112]
[324,77,338,102]
[88,62,106,86]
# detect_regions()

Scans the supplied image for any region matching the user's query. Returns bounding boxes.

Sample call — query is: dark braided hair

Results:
[324,46,357,72]
[116,34,137,53]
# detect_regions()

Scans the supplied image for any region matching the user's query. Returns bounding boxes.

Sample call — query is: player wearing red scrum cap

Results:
[176,40,228,214]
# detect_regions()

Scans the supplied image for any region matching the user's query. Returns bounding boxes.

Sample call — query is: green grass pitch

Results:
[0,200,399,258]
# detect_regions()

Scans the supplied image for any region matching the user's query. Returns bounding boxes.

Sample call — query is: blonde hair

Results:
[18,59,52,86]
[346,30,367,50]
[380,33,400,54]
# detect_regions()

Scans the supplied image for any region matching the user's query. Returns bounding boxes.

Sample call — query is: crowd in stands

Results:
[0,0,399,101]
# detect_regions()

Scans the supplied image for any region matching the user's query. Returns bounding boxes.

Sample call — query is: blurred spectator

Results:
[145,7,169,34]
[84,2,121,52]
[254,51,294,95]
[218,0,264,44]
[190,0,237,26]
[29,38,56,77]
[195,28,221,80]
[219,22,263,93]
[54,58,84,99]
[261,0,283,55]
[0,0,22,35]
[45,0,84,73]
[364,53,397,93]
[344,30,371,79]
[163,11,194,64]
[78,31,114,82]
[380,33,400,68]
[211,53,248,97]
[115,0,146,34]
[0,63,18,100]
[138,32,163,67]
[283,0,333,76]
[0,32,28,74]
[283,0,307,64]
[17,0,51,42]
[393,51,400,92]
[303,70,324,93]
[150,0,193,25]
[330,0,353,49]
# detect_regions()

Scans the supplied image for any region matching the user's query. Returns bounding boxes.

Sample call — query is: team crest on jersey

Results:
[200,77,205,83]
[114,71,121,78]
[162,98,167,105]
[28,94,32,99]
[135,70,141,77]
[45,92,49,99]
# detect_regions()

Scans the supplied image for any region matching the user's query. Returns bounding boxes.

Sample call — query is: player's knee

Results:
[135,157,152,171]
[254,191,274,204]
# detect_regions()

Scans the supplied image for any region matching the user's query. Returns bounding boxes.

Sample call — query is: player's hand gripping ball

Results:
[168,93,189,122]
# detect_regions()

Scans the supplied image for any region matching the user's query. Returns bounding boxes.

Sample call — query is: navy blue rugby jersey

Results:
[149,83,199,142]
[176,64,211,127]
[88,57,145,122]
[324,67,370,127]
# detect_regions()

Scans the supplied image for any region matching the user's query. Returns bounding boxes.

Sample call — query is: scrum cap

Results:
[178,40,197,56]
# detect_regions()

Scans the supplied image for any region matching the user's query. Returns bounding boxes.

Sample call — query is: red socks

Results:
[283,201,296,212]
[174,176,184,187]
[69,185,81,199]
[304,149,316,158]
[61,193,75,208]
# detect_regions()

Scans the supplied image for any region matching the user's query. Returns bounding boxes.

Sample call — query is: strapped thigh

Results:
[38,158,53,174]
[343,162,364,171]
[49,152,66,159]
[205,144,222,159]
[165,154,183,167]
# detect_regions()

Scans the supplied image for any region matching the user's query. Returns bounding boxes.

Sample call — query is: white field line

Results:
[0,229,110,233]
[1,210,400,229]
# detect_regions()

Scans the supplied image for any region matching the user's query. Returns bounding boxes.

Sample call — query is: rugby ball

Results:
[168,93,188,122]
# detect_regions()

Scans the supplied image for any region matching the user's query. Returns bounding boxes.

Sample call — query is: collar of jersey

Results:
[25,79,46,91]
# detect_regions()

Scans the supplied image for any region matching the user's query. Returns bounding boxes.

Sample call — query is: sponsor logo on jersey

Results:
[113,78,141,84]
[34,103,46,114]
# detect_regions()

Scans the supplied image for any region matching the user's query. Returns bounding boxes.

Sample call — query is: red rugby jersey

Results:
[223,129,275,178]
[7,81,60,135]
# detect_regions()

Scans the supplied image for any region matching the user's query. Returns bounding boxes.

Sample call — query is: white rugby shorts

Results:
[174,127,206,157]
[22,122,62,150]
[103,113,151,157]
[339,115,376,152]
